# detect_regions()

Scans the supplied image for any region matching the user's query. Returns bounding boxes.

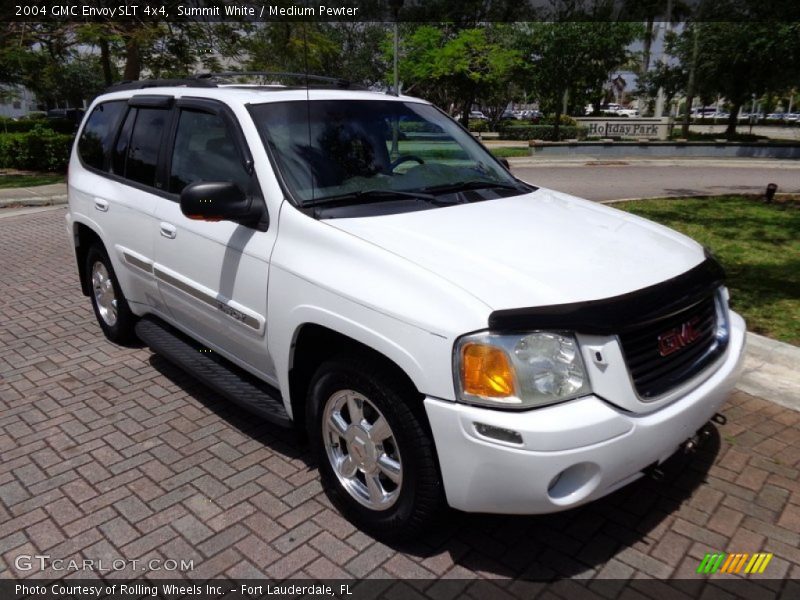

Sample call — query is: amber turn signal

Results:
[461,343,518,398]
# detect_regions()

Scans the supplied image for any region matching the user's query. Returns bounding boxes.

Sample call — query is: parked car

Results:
[47,107,85,122]
[469,110,488,120]
[66,75,746,540]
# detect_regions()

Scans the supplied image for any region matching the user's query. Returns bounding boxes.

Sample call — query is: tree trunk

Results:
[593,93,604,116]
[460,98,471,128]
[553,106,561,140]
[681,24,701,137]
[638,18,655,116]
[726,101,741,136]
[99,39,113,86]
[123,36,141,81]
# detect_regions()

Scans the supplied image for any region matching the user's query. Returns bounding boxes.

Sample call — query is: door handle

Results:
[159,222,177,239]
[94,198,109,212]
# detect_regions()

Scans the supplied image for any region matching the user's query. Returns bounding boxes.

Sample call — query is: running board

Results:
[135,316,292,428]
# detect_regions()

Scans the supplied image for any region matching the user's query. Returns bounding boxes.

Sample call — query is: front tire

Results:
[85,244,137,345]
[307,356,442,540]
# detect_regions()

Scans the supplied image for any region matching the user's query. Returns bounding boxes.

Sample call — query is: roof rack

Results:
[105,72,363,94]
[105,78,218,92]
[192,71,359,89]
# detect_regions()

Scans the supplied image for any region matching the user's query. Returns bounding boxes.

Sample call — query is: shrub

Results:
[0,126,74,171]
[540,114,578,127]
[468,119,489,132]
[497,124,587,141]
[0,117,77,135]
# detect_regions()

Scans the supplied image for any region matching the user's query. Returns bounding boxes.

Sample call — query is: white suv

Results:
[66,74,746,539]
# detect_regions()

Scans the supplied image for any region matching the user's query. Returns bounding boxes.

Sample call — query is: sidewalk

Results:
[740,333,800,412]
[0,183,67,207]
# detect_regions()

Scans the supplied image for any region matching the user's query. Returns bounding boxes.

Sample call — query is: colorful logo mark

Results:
[697,552,773,575]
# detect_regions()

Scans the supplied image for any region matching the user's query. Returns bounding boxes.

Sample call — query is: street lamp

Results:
[389,0,404,96]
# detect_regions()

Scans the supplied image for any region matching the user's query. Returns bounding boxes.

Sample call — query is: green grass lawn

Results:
[489,146,529,158]
[0,172,65,188]
[616,195,800,345]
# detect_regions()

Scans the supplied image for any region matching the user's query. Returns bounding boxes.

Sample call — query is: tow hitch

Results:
[681,420,716,454]
[643,415,723,481]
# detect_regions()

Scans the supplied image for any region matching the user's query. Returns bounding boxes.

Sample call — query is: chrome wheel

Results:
[322,389,402,511]
[91,261,118,327]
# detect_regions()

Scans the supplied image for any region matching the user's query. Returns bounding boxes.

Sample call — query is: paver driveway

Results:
[1,208,799,593]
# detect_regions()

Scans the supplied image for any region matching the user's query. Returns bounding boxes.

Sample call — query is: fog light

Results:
[474,422,523,445]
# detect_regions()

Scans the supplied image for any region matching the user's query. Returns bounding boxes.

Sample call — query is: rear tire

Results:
[307,356,443,541]
[85,244,137,345]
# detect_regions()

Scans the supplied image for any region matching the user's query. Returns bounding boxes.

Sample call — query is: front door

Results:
[152,100,278,383]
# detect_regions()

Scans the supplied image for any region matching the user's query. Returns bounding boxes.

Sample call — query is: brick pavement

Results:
[1,207,799,588]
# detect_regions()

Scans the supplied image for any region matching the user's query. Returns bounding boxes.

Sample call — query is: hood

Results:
[326,189,706,311]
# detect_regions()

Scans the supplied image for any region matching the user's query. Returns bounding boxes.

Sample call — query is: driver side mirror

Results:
[180,181,262,225]
[499,158,510,170]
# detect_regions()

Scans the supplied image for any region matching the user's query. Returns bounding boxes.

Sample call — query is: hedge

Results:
[0,117,77,135]
[497,124,588,141]
[0,127,74,172]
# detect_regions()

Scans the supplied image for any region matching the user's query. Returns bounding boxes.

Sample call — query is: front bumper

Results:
[425,310,746,514]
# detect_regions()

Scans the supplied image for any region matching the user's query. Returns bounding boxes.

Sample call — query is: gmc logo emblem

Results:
[658,317,701,357]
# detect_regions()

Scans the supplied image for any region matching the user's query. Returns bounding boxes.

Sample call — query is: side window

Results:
[125,108,169,187]
[169,109,251,194]
[77,101,126,170]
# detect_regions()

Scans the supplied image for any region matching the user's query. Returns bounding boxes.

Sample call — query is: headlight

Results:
[454,331,591,409]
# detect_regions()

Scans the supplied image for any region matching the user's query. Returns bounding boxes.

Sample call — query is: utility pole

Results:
[389,0,404,96]
[388,0,404,159]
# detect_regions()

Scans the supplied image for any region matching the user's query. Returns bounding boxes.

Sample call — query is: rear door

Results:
[152,98,278,382]
[72,97,172,311]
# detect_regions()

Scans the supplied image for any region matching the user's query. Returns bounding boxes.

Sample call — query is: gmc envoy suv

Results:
[66,74,746,539]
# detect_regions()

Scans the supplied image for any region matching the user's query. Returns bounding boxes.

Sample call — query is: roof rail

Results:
[105,78,218,92]
[192,71,359,89]
[104,72,364,94]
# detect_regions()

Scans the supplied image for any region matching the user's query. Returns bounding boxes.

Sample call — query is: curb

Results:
[507,156,800,169]
[0,194,67,208]
[738,333,800,412]
[601,192,797,205]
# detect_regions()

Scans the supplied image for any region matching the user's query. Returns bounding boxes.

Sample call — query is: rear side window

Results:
[77,101,126,170]
[169,110,251,194]
[125,108,169,187]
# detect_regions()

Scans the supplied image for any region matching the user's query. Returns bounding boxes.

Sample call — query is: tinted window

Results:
[126,108,168,187]
[112,108,136,177]
[77,101,126,170]
[169,110,250,194]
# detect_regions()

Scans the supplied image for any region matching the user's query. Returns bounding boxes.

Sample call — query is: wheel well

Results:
[289,324,425,432]
[74,223,103,296]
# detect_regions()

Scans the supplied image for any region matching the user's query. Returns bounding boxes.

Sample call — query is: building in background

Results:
[0,85,40,118]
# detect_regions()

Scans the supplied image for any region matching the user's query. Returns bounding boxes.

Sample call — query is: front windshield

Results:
[249,100,523,206]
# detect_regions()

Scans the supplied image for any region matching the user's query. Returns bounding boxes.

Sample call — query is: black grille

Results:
[619,294,724,399]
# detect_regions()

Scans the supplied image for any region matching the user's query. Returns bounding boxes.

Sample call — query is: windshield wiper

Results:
[302,188,451,208]
[421,180,527,194]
